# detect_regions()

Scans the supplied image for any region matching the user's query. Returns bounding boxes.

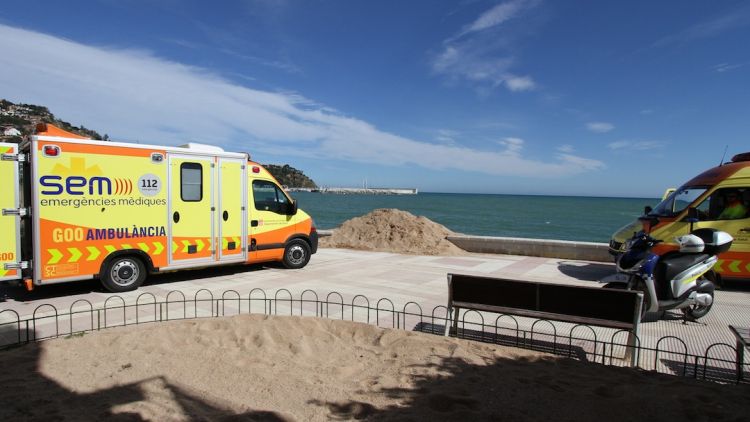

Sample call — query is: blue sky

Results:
[1,1,749,197]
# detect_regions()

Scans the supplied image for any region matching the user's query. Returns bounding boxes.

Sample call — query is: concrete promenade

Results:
[1,248,748,377]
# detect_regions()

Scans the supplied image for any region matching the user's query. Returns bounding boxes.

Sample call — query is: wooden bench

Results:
[444,273,644,366]
[729,325,749,382]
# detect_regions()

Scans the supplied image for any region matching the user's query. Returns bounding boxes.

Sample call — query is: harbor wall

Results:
[445,235,611,262]
[317,230,612,262]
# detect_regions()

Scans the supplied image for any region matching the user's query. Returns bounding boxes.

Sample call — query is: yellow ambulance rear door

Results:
[217,158,246,262]
[168,154,215,265]
[0,142,22,281]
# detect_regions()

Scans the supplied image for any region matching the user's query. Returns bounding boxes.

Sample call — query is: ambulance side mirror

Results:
[685,207,700,223]
[287,200,298,216]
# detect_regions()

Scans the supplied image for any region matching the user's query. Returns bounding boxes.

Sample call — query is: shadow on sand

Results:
[0,324,293,421]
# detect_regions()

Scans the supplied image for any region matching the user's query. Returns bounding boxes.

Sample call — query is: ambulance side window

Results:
[252,180,288,214]
[180,163,203,202]
[697,188,750,220]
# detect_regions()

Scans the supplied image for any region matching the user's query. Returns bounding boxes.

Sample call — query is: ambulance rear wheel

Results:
[101,256,146,292]
[283,240,311,269]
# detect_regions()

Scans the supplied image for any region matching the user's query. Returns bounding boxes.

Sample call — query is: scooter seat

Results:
[658,253,710,282]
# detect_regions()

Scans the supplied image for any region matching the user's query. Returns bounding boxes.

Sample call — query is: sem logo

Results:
[40,175,114,196]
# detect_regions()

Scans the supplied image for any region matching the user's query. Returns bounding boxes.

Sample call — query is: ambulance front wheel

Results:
[283,240,311,269]
[101,256,147,292]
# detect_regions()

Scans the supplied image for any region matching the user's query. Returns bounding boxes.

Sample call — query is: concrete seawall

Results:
[445,235,612,262]
[317,230,612,262]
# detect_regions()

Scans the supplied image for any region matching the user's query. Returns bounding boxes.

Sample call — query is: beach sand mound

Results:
[1,315,747,421]
[320,208,466,255]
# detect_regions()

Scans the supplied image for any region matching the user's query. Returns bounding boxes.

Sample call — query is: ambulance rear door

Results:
[0,142,23,281]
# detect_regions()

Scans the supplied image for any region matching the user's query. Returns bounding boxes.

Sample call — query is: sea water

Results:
[290,192,659,243]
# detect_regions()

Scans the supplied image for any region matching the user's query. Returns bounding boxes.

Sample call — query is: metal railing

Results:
[0,288,746,384]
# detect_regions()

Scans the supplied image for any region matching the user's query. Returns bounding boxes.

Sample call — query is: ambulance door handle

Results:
[223,211,229,221]
[251,220,258,227]
[173,212,180,223]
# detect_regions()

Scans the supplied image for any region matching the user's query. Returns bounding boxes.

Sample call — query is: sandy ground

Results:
[320,208,466,256]
[2,210,748,420]
[1,314,748,421]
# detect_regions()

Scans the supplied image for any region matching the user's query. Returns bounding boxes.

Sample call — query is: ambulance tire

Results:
[101,255,147,293]
[283,239,311,269]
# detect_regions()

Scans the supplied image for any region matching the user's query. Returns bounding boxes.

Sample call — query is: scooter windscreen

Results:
[617,248,647,271]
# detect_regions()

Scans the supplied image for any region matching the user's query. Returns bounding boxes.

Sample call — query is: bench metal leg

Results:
[444,307,452,337]
[624,332,639,367]
[737,339,745,383]
[444,306,460,337]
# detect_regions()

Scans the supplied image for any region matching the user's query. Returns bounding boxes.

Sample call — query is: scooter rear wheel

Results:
[681,277,714,320]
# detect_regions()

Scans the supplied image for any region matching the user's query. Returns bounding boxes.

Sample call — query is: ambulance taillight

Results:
[43,145,60,157]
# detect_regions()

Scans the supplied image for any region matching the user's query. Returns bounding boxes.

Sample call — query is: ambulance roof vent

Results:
[731,152,750,163]
[177,143,225,153]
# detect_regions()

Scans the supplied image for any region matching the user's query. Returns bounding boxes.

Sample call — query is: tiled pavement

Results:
[1,248,749,377]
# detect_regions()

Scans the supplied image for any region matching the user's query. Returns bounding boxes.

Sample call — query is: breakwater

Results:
[318,229,611,262]
[291,187,418,195]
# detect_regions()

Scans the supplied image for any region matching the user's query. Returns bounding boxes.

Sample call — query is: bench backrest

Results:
[448,273,642,329]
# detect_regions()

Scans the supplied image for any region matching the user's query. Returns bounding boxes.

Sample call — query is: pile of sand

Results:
[320,208,466,255]
[1,314,747,421]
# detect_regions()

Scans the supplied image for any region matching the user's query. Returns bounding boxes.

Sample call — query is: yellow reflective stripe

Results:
[86,246,100,261]
[47,249,63,264]
[67,248,82,262]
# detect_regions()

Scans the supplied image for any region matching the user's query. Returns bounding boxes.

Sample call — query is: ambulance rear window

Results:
[180,163,203,202]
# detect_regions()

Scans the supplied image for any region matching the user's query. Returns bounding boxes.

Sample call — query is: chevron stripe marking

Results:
[86,246,100,261]
[728,260,741,273]
[67,248,83,263]
[105,245,117,254]
[182,240,191,253]
[153,242,164,255]
[138,243,150,253]
[48,249,63,264]
[713,260,724,273]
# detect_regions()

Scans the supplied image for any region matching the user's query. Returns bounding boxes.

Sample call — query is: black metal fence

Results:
[0,288,746,385]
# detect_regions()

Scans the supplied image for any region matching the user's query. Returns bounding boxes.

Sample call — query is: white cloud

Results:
[608,140,664,151]
[586,122,615,133]
[713,62,743,73]
[498,137,524,155]
[557,144,574,153]
[505,75,536,91]
[652,6,750,48]
[0,24,604,178]
[435,129,459,145]
[464,0,529,34]
[432,0,540,93]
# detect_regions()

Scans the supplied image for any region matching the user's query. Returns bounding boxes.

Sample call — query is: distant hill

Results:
[0,99,104,142]
[264,164,317,188]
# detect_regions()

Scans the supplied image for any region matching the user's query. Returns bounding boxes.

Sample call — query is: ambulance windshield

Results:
[649,186,707,217]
